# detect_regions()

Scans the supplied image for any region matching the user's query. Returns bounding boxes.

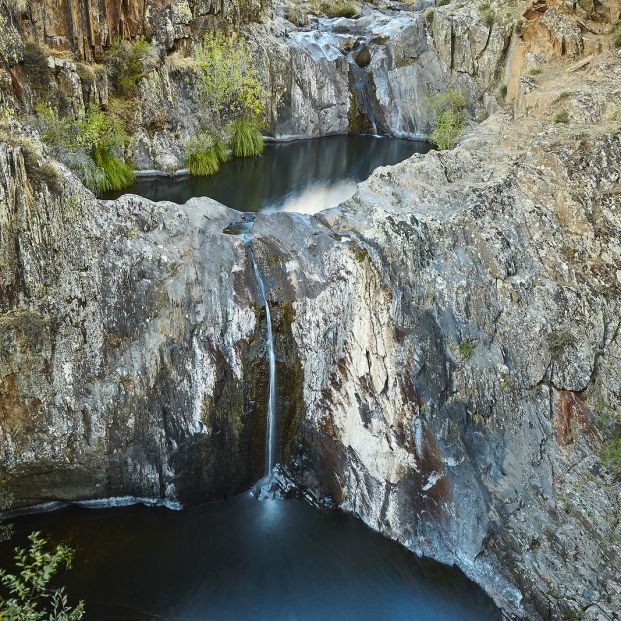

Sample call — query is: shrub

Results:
[478,1,494,27]
[193,33,264,124]
[554,91,571,102]
[514,19,524,34]
[105,37,156,97]
[458,339,477,360]
[0,532,85,620]
[230,119,264,157]
[554,110,570,124]
[185,132,231,176]
[322,1,357,18]
[35,104,134,193]
[593,401,621,478]
[424,88,467,150]
[21,41,52,99]
[424,6,434,23]
[528,67,543,76]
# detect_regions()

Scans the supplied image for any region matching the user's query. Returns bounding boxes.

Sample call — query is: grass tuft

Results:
[230,120,264,158]
[92,148,135,191]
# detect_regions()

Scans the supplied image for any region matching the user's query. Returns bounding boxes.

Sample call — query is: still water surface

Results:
[3,494,500,621]
[104,135,429,213]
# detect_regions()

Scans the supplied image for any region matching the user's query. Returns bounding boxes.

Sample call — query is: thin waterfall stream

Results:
[245,239,278,493]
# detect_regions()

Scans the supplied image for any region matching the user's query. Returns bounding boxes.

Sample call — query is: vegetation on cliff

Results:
[184,33,265,174]
[34,104,135,192]
[424,88,467,150]
[0,532,85,620]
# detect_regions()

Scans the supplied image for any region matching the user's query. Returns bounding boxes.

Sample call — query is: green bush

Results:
[230,119,264,157]
[193,33,264,124]
[554,111,570,124]
[185,132,231,176]
[22,41,52,99]
[105,37,156,97]
[425,88,467,150]
[77,106,135,191]
[0,532,85,620]
[478,1,494,27]
[35,104,134,193]
[593,401,621,478]
[322,1,357,18]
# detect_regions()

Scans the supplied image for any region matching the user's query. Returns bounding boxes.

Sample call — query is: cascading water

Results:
[349,61,387,136]
[243,238,278,495]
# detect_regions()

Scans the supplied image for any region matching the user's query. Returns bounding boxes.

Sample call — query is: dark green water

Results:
[1,495,500,621]
[104,135,429,212]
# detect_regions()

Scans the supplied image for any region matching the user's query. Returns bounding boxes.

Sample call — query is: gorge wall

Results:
[1,0,516,171]
[1,1,621,620]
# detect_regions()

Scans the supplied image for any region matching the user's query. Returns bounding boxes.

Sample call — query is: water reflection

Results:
[1,495,500,621]
[104,135,429,214]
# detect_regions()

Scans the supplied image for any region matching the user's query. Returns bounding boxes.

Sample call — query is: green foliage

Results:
[554,110,570,124]
[193,32,264,125]
[230,119,264,158]
[185,132,231,176]
[593,401,621,478]
[478,1,494,27]
[34,104,134,193]
[424,6,434,23]
[528,67,543,76]
[436,0,450,6]
[322,1,357,18]
[0,531,85,620]
[458,339,477,360]
[425,88,467,150]
[554,91,572,102]
[91,149,134,191]
[514,19,524,34]
[105,37,156,98]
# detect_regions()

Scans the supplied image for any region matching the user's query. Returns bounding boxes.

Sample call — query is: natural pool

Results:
[104,135,429,213]
[2,494,500,620]
[1,134,502,620]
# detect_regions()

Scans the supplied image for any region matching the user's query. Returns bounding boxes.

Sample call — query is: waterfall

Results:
[349,62,387,136]
[246,243,278,479]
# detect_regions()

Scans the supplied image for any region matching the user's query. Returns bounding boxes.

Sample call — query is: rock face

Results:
[0,134,293,504]
[251,1,513,139]
[1,0,514,170]
[247,51,621,619]
[2,1,621,620]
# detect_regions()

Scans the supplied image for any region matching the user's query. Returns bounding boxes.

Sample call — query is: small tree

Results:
[0,531,85,620]
[193,32,264,124]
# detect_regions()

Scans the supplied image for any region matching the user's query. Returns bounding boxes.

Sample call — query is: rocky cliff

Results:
[1,1,621,620]
[0,0,517,171]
